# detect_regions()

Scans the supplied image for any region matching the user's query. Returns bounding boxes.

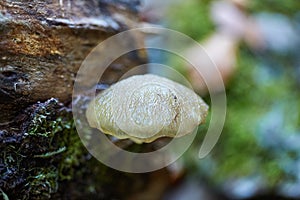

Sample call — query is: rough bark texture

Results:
[0,0,146,123]
[0,1,170,199]
[0,98,172,199]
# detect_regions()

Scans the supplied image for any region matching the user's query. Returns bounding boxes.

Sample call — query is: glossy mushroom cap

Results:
[86,74,208,143]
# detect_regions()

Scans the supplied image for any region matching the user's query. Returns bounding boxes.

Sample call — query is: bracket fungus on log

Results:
[86,74,209,143]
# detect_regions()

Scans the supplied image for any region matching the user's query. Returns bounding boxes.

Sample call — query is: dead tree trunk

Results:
[0,1,161,199]
[0,0,146,124]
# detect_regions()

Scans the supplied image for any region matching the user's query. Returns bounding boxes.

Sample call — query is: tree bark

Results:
[0,1,160,199]
[0,0,146,123]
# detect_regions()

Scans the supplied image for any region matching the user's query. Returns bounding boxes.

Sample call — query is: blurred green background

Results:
[151,0,300,199]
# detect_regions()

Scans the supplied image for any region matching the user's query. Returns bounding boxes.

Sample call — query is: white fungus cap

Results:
[86,74,208,143]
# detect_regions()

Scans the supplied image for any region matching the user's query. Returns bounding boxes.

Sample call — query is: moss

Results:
[25,166,59,199]
[0,99,89,199]
[0,98,153,199]
[0,188,9,200]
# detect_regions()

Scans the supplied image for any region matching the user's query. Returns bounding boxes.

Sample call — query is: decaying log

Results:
[0,0,147,123]
[0,1,161,199]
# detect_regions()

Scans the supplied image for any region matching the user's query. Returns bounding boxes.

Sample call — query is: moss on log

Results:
[0,0,154,199]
